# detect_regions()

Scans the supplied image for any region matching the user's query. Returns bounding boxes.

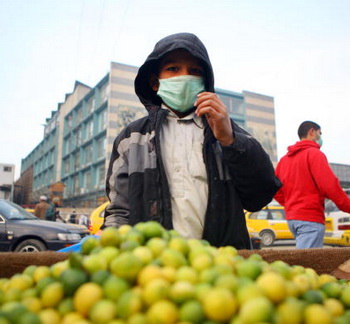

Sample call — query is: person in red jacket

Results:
[275,120,350,248]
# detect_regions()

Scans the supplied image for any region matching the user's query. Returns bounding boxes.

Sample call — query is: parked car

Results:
[323,198,350,246]
[245,204,293,246]
[0,199,90,252]
[246,201,350,247]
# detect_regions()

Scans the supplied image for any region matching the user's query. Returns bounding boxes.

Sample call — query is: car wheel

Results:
[14,239,47,252]
[260,230,275,247]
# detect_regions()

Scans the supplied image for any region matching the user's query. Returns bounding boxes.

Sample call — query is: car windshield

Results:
[0,200,38,220]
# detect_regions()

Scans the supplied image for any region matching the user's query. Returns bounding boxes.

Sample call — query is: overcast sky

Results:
[1,0,349,179]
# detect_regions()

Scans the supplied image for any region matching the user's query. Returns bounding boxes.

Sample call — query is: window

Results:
[98,109,107,132]
[271,210,285,220]
[100,84,108,103]
[3,166,12,172]
[98,164,106,186]
[76,108,82,123]
[249,210,269,220]
[74,151,80,170]
[75,127,82,146]
[97,137,106,159]
[84,170,92,189]
[73,175,80,195]
[86,120,93,139]
[67,115,73,129]
[85,145,93,165]
[64,159,70,175]
[87,97,95,114]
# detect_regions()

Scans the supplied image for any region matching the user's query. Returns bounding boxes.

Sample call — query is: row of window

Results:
[63,136,106,177]
[65,83,108,132]
[33,148,55,175]
[64,109,107,155]
[33,167,55,190]
[62,163,106,198]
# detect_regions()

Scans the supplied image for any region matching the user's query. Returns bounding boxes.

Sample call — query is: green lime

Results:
[60,268,88,296]
[103,276,130,302]
[179,300,205,324]
[91,269,110,285]
[81,236,100,255]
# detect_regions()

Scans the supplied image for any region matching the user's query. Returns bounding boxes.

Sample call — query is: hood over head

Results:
[287,140,320,157]
[135,33,215,108]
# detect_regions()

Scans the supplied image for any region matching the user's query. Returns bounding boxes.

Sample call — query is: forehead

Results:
[159,49,203,67]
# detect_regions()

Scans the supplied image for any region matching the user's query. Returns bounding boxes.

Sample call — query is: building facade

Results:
[0,163,15,200]
[17,62,277,208]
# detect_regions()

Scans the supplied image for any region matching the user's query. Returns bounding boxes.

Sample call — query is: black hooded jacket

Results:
[103,33,281,248]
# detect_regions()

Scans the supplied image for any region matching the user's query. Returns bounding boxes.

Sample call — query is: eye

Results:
[165,66,179,72]
[190,67,204,76]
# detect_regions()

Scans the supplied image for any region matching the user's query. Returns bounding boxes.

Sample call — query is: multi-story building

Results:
[17,62,277,208]
[0,163,15,200]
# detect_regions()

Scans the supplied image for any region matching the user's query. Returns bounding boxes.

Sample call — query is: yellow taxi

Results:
[245,204,293,246]
[246,202,350,247]
[89,201,108,234]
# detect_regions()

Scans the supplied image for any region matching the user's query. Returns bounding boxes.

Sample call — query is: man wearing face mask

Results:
[275,120,350,248]
[102,33,281,248]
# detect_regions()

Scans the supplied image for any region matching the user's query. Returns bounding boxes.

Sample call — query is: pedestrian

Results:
[34,196,50,220]
[46,197,61,222]
[102,32,280,248]
[274,120,350,248]
[79,214,90,228]
[68,210,78,224]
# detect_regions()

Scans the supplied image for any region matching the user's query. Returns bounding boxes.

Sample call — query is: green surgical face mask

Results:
[156,75,205,112]
[316,135,323,147]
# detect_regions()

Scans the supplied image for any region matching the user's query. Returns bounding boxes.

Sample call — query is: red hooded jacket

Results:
[275,140,350,224]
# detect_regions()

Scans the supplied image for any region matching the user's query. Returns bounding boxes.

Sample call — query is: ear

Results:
[149,74,159,91]
[307,128,316,140]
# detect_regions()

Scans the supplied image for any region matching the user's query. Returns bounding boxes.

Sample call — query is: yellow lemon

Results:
[146,237,167,257]
[169,281,195,304]
[39,308,61,324]
[238,296,274,324]
[203,287,237,322]
[100,226,121,247]
[324,298,345,317]
[275,297,304,324]
[236,282,264,305]
[132,246,154,265]
[159,248,187,269]
[141,278,170,305]
[110,252,143,282]
[73,282,103,316]
[168,237,190,256]
[41,282,64,308]
[137,265,164,287]
[33,266,51,283]
[21,296,42,313]
[89,299,117,324]
[256,271,287,303]
[303,304,332,324]
[147,300,178,324]
[175,266,198,284]
[9,274,33,291]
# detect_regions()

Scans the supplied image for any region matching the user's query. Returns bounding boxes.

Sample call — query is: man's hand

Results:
[195,92,234,146]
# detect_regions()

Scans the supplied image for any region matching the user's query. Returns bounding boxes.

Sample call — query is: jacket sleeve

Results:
[309,150,350,213]
[102,131,130,229]
[221,124,282,212]
[273,162,285,205]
